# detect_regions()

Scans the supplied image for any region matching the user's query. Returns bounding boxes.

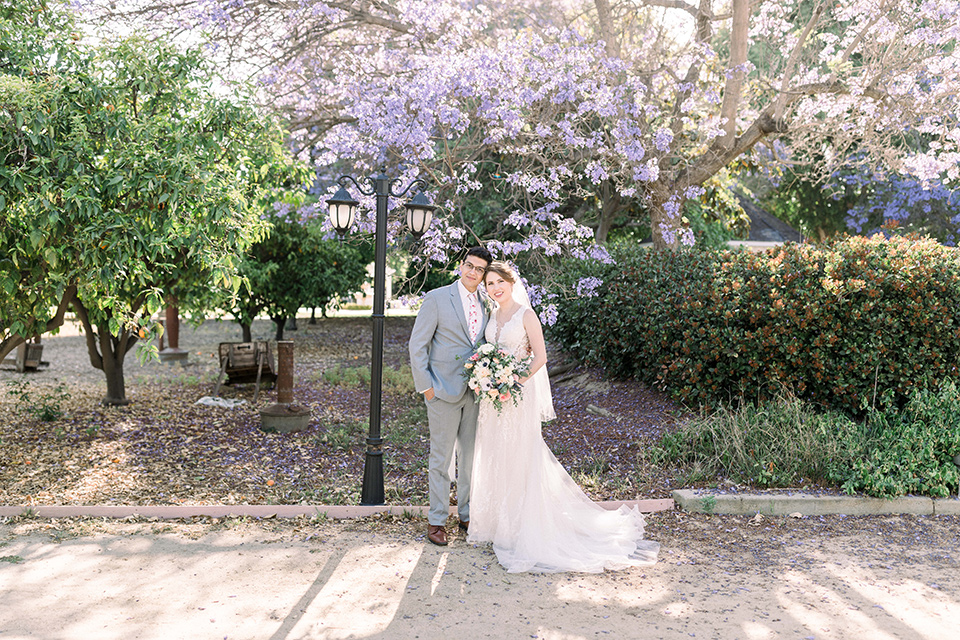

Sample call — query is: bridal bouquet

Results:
[462,343,529,413]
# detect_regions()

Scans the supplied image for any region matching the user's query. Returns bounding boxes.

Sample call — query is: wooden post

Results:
[165,304,180,350]
[158,300,189,365]
[276,341,294,404]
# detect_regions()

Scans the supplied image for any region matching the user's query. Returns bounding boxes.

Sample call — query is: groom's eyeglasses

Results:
[461,262,487,274]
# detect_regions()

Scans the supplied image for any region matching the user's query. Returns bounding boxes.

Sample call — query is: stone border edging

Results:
[672,489,960,516]
[0,498,675,520]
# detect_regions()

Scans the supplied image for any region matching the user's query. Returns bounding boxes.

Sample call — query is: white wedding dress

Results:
[467,307,660,573]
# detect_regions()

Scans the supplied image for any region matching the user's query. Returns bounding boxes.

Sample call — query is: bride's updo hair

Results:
[483,261,517,284]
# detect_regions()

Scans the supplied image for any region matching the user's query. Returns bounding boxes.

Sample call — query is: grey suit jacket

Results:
[408,282,489,403]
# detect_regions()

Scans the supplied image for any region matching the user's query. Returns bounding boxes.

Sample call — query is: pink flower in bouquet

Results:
[499,391,511,402]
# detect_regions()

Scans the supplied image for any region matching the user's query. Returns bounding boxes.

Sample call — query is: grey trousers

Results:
[425,392,478,526]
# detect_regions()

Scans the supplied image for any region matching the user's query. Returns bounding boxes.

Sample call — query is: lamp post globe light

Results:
[326,169,437,505]
[326,185,358,233]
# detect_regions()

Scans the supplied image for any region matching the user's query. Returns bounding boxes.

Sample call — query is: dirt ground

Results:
[1,511,958,639]
[0,314,687,507]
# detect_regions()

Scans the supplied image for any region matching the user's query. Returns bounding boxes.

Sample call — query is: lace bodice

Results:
[487,307,530,360]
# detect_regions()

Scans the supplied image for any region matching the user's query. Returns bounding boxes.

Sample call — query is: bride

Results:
[467,261,660,573]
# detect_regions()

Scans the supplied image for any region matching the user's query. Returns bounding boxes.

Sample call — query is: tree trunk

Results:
[70,296,138,406]
[272,316,286,341]
[285,316,298,331]
[99,323,131,406]
[649,181,682,249]
[595,179,622,244]
[164,301,180,350]
[309,308,317,325]
[241,322,253,343]
[594,0,621,58]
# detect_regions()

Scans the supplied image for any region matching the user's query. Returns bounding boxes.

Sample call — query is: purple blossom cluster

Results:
[538,303,559,327]
[575,277,603,298]
[653,128,673,153]
[842,171,960,244]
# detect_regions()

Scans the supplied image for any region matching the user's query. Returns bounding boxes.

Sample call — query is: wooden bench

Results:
[213,341,277,402]
[1,339,45,372]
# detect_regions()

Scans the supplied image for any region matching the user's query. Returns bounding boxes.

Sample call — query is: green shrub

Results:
[552,234,960,414]
[652,394,867,488]
[548,250,618,368]
[5,379,70,422]
[839,382,960,497]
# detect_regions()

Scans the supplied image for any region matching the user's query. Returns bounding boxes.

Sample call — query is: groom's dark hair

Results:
[465,246,493,266]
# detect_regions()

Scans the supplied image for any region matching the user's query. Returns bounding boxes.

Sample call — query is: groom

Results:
[408,246,493,546]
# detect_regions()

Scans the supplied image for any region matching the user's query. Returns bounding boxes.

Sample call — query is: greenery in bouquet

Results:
[463,343,530,414]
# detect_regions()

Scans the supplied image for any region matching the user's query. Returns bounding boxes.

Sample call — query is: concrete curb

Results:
[0,498,675,520]
[673,489,960,516]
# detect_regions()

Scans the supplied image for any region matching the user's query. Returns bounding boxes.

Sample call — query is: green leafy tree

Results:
[0,1,290,404]
[231,199,370,341]
[760,165,859,242]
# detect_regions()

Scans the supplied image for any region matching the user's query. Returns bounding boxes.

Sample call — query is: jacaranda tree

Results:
[87,0,960,259]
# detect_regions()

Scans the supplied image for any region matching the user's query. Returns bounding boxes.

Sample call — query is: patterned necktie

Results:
[467,292,480,343]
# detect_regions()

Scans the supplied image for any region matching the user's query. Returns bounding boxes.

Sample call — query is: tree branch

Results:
[773,0,824,121]
[717,0,749,149]
[667,0,714,159]
[642,0,732,20]
[70,296,104,371]
[0,284,78,362]
[642,0,699,19]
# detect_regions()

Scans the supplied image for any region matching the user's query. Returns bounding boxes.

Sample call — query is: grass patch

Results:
[320,364,417,396]
[316,419,368,451]
[655,383,960,498]
[570,450,635,498]
[386,403,428,447]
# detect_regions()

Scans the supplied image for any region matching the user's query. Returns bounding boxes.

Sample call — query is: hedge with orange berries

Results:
[550,234,960,414]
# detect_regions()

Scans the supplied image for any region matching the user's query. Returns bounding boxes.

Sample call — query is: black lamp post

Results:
[326,169,437,505]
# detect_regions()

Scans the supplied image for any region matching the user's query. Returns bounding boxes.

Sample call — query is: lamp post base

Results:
[360,447,385,505]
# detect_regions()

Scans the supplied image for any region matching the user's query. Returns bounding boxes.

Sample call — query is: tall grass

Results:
[652,394,868,488]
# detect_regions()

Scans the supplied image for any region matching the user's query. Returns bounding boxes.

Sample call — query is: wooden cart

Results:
[213,341,277,402]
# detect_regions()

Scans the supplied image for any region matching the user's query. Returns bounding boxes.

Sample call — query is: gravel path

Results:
[0,512,958,639]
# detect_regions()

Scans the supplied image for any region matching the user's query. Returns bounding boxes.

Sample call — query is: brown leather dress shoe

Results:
[427,524,448,546]
[457,519,469,532]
